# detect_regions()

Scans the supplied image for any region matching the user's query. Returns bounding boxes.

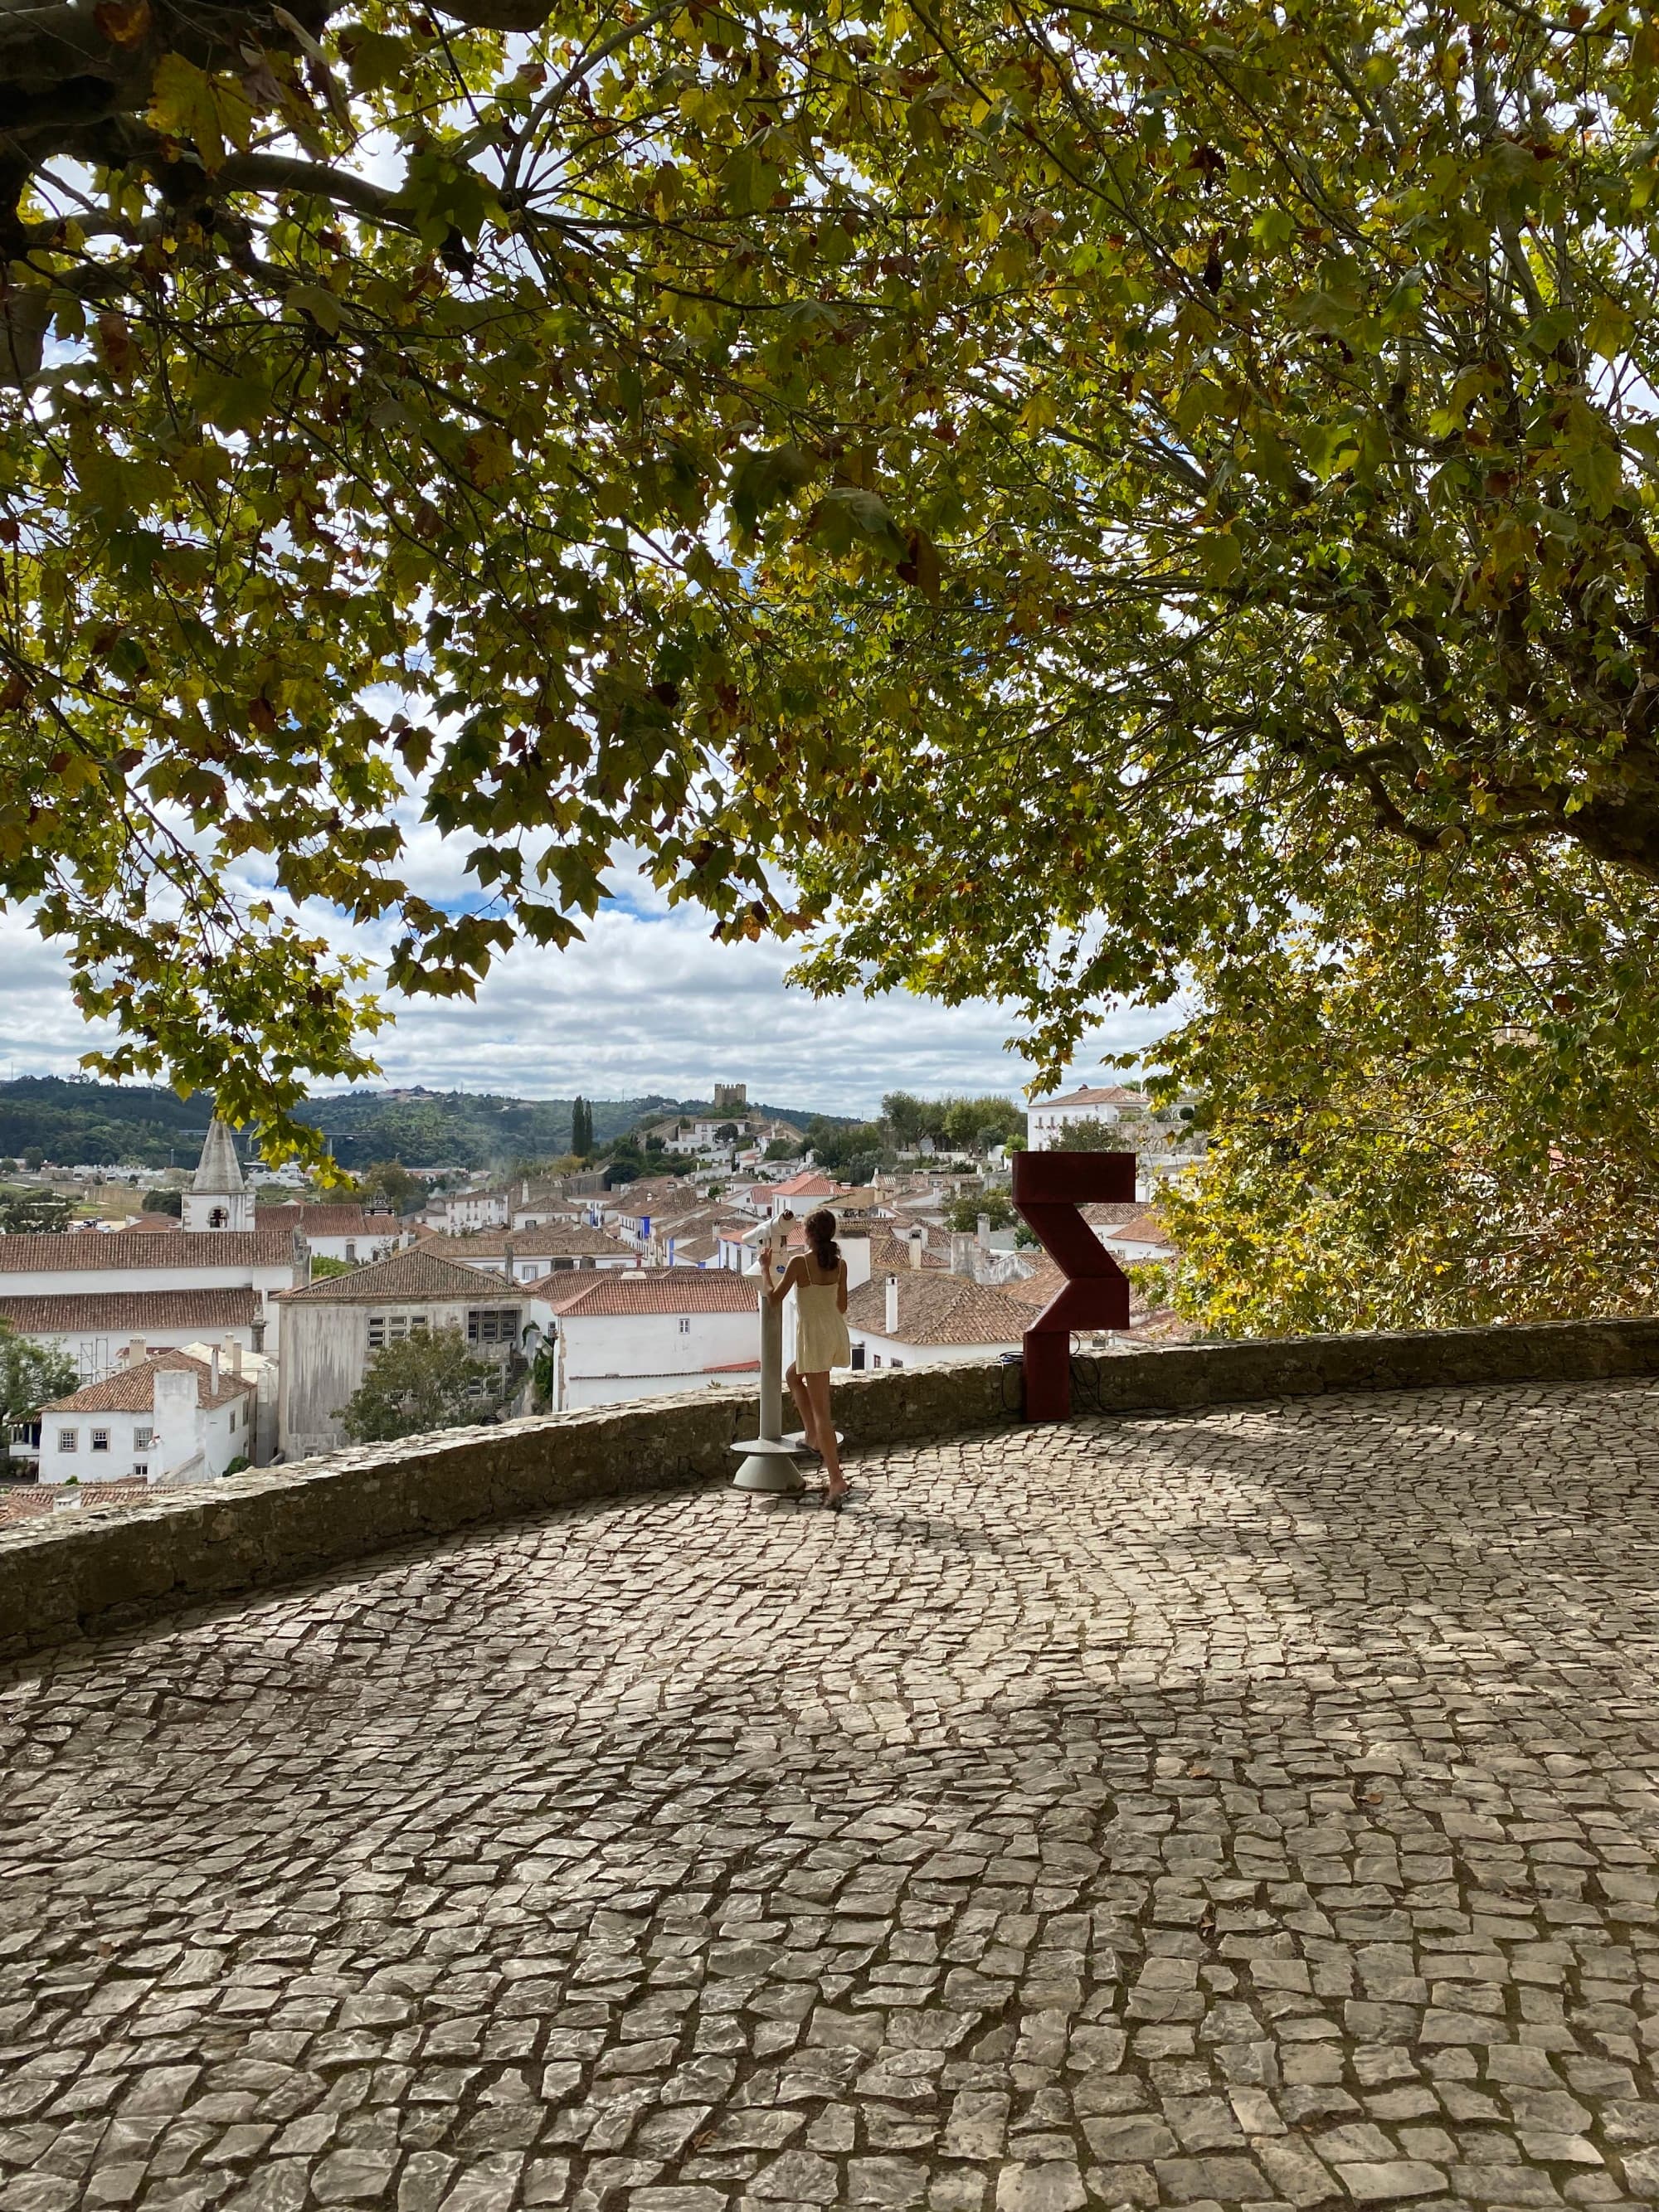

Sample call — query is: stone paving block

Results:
[9,1383,1659,2210]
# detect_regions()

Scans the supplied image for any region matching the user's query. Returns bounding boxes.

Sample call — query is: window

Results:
[208,1205,227,1228]
[133,1463,148,1480]
[344,1242,357,1263]
[134,1426,153,1449]
[551,1257,574,1271]
[872,1354,883,1369]
[368,1313,429,1349]
[90,1429,109,1452]
[58,1428,77,1452]
[678,1317,692,1334]
[228,1407,237,1431]
[467,1308,521,1346]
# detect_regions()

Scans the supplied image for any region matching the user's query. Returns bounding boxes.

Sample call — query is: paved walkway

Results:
[7,1383,1659,2212]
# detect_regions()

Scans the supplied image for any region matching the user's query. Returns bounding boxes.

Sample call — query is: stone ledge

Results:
[4,1315,1659,1665]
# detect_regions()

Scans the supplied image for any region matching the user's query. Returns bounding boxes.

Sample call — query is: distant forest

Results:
[0,1078,849,1172]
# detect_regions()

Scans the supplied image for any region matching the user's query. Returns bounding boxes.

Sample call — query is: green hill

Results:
[0,1078,845,1172]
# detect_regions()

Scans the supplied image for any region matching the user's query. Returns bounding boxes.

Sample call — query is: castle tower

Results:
[182,1117,254,1232]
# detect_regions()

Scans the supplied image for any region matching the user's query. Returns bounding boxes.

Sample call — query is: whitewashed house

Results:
[36,1349,257,1485]
[548,1270,761,1411]
[1092,1209,1176,1266]
[1025,1085,1148,1150]
[0,1286,266,1383]
[255,1203,404,1265]
[423,1185,510,1233]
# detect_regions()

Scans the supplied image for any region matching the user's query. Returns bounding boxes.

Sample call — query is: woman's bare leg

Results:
[806,1372,844,1494]
[786,1362,820,1453]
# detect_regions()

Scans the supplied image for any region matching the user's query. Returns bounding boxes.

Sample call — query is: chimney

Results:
[209,1346,221,1394]
[222,1335,244,1377]
[521,1177,529,1203]
[907,1226,925,1271]
[885,1274,900,1336]
[503,1237,516,1282]
[124,1335,148,1368]
[977,1212,991,1250]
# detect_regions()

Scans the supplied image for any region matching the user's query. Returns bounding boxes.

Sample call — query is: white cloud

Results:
[0,892,1170,1116]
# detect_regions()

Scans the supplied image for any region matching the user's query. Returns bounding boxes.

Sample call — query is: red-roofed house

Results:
[36,1349,257,1486]
[547,1269,760,1412]
[255,1203,405,1264]
[764,1172,836,1219]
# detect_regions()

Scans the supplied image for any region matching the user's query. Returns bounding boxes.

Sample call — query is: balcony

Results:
[3,1322,1659,2210]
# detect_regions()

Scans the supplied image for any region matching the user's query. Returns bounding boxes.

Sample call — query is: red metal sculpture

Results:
[1011,1149,1136,1421]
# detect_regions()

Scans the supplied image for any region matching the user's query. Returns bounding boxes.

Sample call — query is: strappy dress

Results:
[795,1275,851,1373]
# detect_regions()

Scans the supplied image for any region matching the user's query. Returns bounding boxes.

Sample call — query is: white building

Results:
[843,1272,1034,1371]
[36,1349,257,1485]
[181,1119,255,1232]
[424,1186,510,1233]
[548,1270,761,1411]
[0,1227,304,1349]
[181,1336,280,1466]
[508,1179,583,1230]
[417,1223,638,1283]
[255,1203,405,1265]
[1093,1209,1176,1266]
[1025,1085,1148,1150]
[0,1286,267,1383]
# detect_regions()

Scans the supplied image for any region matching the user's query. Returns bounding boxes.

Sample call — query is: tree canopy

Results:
[1146,837,1659,1332]
[0,1323,78,1471]
[8,0,1659,1169]
[336,1325,512,1440]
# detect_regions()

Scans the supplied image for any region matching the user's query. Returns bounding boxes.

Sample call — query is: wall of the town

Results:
[12,1315,1659,1663]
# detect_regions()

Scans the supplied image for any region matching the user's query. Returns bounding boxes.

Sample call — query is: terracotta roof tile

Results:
[551,1270,758,1318]
[43,1349,255,1415]
[1035,1085,1147,1110]
[0,1228,296,1273]
[846,1272,1034,1347]
[256,1205,401,1237]
[0,1288,262,1334]
[280,1246,512,1305]
[417,1224,633,1261]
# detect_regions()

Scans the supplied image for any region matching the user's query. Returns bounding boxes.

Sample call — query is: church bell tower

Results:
[182,1117,255,1232]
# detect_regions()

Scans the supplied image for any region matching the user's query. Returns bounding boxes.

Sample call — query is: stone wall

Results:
[7,1315,1659,1665]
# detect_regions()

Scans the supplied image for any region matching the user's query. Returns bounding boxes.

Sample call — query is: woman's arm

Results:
[762,1249,803,1308]
[836,1257,849,1315]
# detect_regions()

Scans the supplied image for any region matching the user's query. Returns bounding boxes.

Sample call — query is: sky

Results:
[0,887,1171,1118]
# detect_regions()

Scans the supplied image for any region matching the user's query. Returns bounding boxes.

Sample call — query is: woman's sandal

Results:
[824,1484,850,1514]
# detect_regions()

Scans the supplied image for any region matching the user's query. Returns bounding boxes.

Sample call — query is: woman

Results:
[763,1208,852,1510]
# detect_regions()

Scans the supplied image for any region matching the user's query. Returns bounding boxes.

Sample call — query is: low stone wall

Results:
[6,1314,1659,1665]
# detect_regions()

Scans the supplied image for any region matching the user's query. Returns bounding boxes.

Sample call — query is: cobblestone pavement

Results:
[8,1382,1659,2212]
